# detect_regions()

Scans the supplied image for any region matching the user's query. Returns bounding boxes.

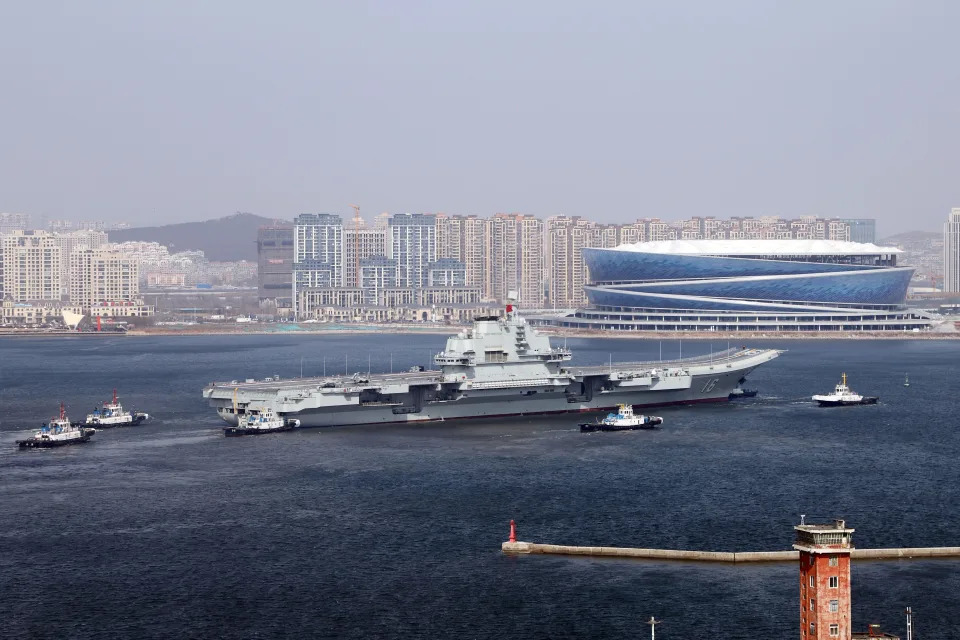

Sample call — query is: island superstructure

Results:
[203,306,782,428]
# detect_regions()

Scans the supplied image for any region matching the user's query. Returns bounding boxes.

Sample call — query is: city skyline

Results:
[2,2,959,233]
[0,206,950,239]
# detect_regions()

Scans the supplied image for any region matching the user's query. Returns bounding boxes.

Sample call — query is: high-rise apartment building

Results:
[487,214,544,307]
[69,248,140,308]
[257,225,294,305]
[436,214,487,292]
[1,230,62,301]
[546,217,624,308]
[53,230,108,297]
[293,213,344,315]
[387,214,436,288]
[343,223,387,288]
[547,217,589,309]
[945,208,960,293]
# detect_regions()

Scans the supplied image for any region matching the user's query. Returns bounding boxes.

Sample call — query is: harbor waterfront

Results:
[2,335,960,638]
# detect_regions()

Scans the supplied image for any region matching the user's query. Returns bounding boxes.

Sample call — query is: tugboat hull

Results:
[83,413,149,428]
[816,397,879,407]
[580,417,663,432]
[223,424,295,437]
[17,432,94,448]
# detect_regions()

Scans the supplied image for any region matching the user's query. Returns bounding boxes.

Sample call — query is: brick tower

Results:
[793,517,855,640]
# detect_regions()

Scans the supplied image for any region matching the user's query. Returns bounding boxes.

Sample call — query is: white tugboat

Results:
[82,390,149,428]
[223,389,299,436]
[17,403,96,448]
[812,373,879,407]
[579,404,663,432]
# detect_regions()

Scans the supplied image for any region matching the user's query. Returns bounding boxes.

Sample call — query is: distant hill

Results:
[879,230,940,244]
[108,213,290,261]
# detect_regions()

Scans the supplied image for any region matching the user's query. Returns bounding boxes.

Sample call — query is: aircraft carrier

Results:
[203,307,782,428]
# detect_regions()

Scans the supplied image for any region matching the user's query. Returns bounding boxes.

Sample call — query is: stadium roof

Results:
[612,239,901,256]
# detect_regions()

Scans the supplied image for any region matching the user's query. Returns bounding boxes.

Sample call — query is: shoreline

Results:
[2,324,958,340]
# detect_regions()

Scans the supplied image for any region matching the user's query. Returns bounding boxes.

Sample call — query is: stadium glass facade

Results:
[537,240,932,332]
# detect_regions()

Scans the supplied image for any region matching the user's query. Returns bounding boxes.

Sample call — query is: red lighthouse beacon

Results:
[793,516,855,640]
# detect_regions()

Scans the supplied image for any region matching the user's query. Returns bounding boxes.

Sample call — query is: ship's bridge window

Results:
[484,350,508,363]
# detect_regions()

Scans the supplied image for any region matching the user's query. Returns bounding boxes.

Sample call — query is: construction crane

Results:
[349,204,362,287]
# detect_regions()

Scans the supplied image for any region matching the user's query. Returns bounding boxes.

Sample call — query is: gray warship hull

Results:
[204,349,779,428]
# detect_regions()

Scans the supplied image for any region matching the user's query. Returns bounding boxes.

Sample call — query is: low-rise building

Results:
[1,299,83,325]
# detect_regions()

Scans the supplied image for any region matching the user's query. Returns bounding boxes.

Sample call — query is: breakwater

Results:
[501,541,960,563]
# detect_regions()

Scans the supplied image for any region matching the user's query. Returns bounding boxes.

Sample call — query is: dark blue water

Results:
[2,335,958,639]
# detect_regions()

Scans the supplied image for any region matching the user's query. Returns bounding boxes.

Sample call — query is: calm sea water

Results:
[1,334,958,639]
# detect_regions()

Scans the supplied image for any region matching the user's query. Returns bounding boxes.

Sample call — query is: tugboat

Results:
[17,403,96,448]
[728,387,758,399]
[82,390,149,428]
[812,373,879,407]
[580,404,663,432]
[224,406,299,437]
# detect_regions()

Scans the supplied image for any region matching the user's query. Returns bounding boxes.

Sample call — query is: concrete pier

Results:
[501,541,960,563]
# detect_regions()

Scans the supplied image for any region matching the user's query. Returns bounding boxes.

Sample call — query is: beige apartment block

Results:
[828,220,851,241]
[617,222,646,245]
[69,249,140,310]
[547,217,624,309]
[53,230,107,296]
[486,214,544,307]
[1,230,62,301]
[436,214,487,292]
[343,222,386,288]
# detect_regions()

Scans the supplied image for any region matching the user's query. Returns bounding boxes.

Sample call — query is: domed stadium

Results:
[544,239,931,331]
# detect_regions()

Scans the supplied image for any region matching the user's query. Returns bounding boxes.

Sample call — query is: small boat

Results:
[729,387,758,399]
[812,373,878,407]
[224,406,299,437]
[904,373,910,387]
[17,403,96,448]
[82,389,149,428]
[580,404,663,432]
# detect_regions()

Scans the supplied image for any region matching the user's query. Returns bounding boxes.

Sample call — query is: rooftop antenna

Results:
[646,616,662,640]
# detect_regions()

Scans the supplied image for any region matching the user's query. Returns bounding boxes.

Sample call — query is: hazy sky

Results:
[2,1,958,234]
